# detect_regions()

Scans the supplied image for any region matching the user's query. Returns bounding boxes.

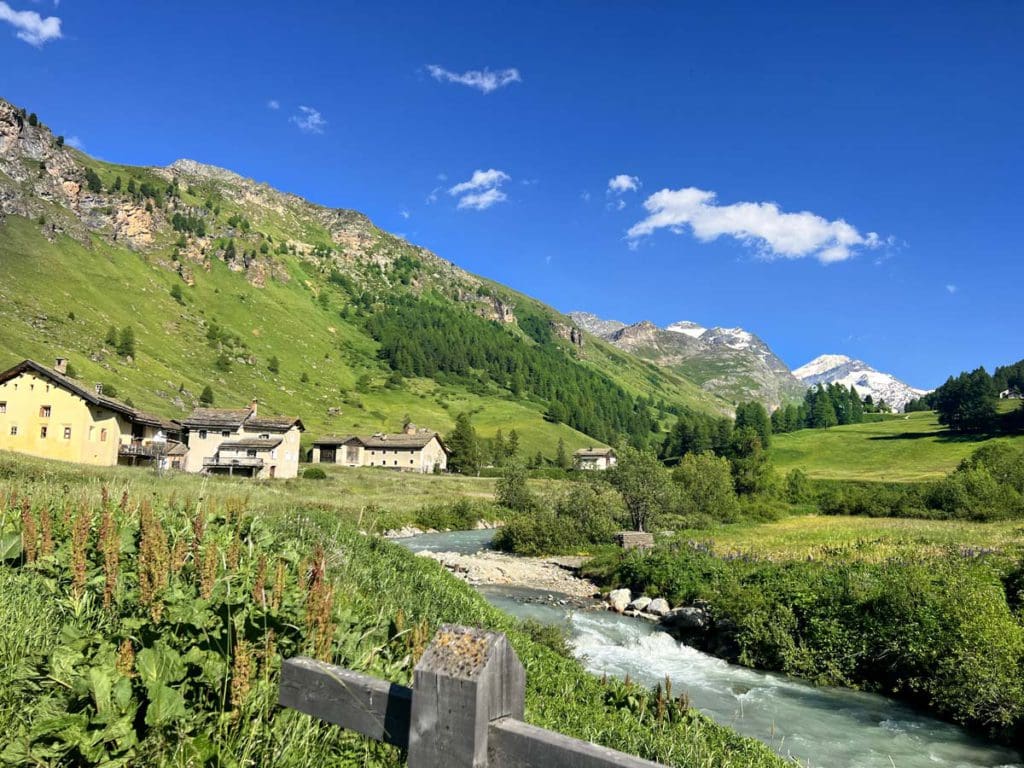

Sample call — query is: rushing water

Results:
[395,529,1022,768]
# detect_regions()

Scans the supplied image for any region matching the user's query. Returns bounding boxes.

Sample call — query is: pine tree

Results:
[491,429,506,466]
[116,327,136,358]
[556,438,570,469]
[104,326,118,347]
[507,429,520,459]
[268,355,280,374]
[447,412,481,475]
[199,385,214,406]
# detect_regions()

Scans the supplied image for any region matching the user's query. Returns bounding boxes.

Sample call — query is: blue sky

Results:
[2,1,1021,388]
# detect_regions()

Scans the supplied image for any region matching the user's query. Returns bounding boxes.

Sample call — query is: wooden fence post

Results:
[407,624,525,768]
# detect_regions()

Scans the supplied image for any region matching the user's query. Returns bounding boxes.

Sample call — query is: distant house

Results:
[573,446,617,471]
[0,358,184,468]
[312,425,448,473]
[182,400,304,479]
[1000,388,1022,400]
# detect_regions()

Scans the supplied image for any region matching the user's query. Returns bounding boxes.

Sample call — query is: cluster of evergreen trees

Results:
[906,358,1024,434]
[365,298,657,445]
[771,383,877,433]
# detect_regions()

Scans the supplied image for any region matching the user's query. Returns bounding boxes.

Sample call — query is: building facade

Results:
[0,359,183,468]
[573,446,617,471]
[312,427,448,473]
[182,401,304,479]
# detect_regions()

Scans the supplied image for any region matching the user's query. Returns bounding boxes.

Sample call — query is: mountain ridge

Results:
[793,354,929,412]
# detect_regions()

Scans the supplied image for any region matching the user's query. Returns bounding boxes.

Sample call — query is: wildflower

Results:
[20,499,37,565]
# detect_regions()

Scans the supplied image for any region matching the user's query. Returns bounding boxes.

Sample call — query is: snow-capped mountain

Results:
[793,355,929,412]
[570,312,805,408]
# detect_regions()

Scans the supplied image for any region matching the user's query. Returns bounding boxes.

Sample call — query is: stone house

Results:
[311,426,448,473]
[182,400,304,479]
[573,446,617,471]
[0,358,184,468]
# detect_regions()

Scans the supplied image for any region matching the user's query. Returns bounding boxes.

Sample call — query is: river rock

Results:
[628,596,652,612]
[608,588,631,613]
[647,597,671,616]
[661,606,709,631]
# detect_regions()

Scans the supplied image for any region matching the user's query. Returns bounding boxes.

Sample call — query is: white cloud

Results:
[0,1,61,45]
[608,174,641,194]
[448,169,510,210]
[65,135,83,150]
[426,186,443,204]
[946,284,957,294]
[400,209,410,220]
[290,106,326,134]
[427,65,521,94]
[267,99,280,110]
[449,168,509,195]
[628,186,882,264]
[580,191,592,203]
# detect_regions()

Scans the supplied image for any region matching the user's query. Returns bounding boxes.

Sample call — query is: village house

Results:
[311,425,448,473]
[1000,388,1022,400]
[573,446,617,471]
[182,400,304,479]
[0,358,185,468]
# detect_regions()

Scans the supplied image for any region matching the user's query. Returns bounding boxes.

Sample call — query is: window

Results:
[63,427,72,440]
[100,428,108,442]
[39,405,51,418]
[0,402,6,414]
[40,426,48,439]
[247,449,257,458]
[9,425,17,436]
[221,430,231,437]
[259,433,270,440]
[88,426,95,441]
[198,430,208,439]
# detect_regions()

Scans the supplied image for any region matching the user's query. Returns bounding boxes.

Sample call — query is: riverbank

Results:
[415,548,599,600]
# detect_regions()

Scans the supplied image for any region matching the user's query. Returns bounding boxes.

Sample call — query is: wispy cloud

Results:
[0,1,61,46]
[946,284,957,294]
[628,186,882,264]
[65,135,84,150]
[449,168,510,210]
[290,106,326,134]
[608,174,641,194]
[427,65,521,94]
[400,209,410,220]
[267,99,280,110]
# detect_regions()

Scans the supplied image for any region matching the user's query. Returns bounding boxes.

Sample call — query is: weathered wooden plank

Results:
[279,657,412,750]
[488,717,665,768]
[408,625,525,768]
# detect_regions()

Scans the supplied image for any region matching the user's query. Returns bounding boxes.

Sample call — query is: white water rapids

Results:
[398,529,1022,768]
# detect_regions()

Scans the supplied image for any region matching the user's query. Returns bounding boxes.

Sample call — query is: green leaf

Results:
[144,684,186,728]
[0,533,21,561]
[136,642,185,689]
[88,666,114,716]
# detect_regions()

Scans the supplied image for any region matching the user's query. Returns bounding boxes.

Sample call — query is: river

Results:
[398,528,1022,768]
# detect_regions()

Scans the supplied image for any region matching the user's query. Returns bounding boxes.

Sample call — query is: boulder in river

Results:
[628,596,652,612]
[608,588,631,613]
[647,597,671,616]
[661,606,709,631]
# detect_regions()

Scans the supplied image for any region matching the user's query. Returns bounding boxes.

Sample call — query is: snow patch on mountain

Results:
[666,321,708,339]
[794,354,929,412]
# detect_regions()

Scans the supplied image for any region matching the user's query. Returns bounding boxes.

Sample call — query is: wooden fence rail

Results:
[280,624,662,767]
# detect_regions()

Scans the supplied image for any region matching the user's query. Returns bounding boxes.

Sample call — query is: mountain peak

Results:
[793,355,928,411]
[167,159,247,184]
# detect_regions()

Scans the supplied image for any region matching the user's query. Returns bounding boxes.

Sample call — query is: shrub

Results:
[670,453,739,524]
[302,467,327,480]
[494,484,621,556]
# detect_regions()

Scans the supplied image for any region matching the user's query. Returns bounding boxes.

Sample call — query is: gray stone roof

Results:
[574,447,615,457]
[219,437,283,451]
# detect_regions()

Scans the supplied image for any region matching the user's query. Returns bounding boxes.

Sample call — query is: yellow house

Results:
[311,427,449,473]
[0,358,183,468]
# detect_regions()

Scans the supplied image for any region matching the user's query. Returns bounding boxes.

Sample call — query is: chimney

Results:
[404,423,417,435]
[54,358,68,375]
[95,383,103,396]
[249,398,258,416]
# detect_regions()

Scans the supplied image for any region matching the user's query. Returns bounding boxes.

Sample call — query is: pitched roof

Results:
[182,407,253,429]
[248,416,305,432]
[0,360,181,430]
[312,434,360,446]
[574,447,615,457]
[219,437,283,451]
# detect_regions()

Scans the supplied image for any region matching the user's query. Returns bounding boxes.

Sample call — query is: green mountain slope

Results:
[0,98,728,456]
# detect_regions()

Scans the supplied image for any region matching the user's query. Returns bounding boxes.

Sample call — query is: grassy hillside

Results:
[0,214,716,457]
[771,410,1024,482]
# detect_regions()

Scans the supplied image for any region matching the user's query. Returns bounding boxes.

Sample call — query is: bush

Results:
[302,467,327,480]
[494,484,621,556]
[670,453,739,524]
[414,499,498,532]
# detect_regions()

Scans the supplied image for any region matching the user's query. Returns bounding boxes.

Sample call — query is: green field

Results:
[771,410,1024,482]
[670,513,1024,563]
